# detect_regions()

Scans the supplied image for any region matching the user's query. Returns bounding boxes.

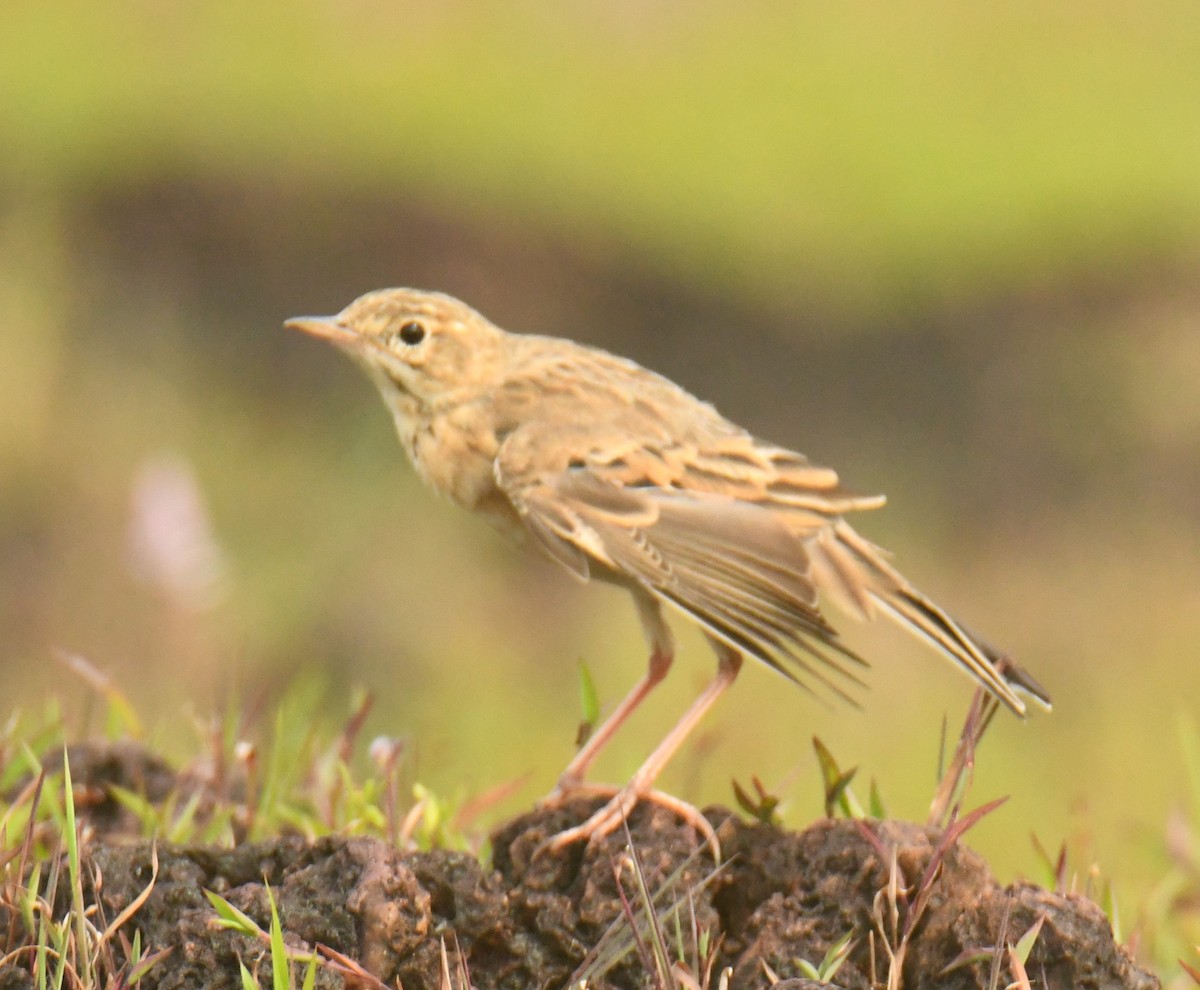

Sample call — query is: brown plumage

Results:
[285,287,1049,852]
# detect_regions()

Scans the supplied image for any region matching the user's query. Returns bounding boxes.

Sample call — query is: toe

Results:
[538,786,720,860]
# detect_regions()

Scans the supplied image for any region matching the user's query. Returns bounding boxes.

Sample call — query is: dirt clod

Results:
[12,792,1157,989]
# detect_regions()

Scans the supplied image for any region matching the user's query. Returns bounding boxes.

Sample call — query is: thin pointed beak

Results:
[283,316,359,346]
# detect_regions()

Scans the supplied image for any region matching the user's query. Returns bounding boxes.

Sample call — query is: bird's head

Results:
[285,288,506,405]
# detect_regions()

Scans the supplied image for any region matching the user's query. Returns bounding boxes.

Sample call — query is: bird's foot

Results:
[538,785,720,861]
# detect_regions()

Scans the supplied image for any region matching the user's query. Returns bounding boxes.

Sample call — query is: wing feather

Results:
[497,429,867,702]
[494,414,1046,716]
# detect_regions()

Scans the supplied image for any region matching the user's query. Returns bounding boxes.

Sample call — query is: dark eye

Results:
[398,321,426,345]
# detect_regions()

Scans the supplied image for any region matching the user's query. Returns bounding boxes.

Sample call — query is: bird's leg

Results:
[551,645,672,796]
[545,635,743,860]
[545,591,675,800]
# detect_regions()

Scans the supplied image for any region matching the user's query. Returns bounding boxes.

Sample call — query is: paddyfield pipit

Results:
[285,288,1050,851]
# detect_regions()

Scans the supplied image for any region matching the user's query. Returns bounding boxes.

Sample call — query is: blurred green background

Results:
[3,0,1199,966]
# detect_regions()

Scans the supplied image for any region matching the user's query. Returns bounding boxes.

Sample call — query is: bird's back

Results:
[494,332,884,527]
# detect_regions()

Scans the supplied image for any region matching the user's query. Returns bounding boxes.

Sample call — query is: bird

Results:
[284,288,1050,853]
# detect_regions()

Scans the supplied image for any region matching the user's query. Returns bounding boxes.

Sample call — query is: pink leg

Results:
[546,634,743,859]
[550,591,675,795]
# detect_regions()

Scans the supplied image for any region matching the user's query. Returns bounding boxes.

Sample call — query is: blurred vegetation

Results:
[2,1,1199,979]
[3,2,1199,315]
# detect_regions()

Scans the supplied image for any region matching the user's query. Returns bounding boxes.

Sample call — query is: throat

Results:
[369,375,426,460]
[378,387,503,516]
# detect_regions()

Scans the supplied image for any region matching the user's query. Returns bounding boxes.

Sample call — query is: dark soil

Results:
[2,743,1158,990]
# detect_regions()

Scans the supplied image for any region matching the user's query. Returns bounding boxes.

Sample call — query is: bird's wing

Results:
[492,362,1040,717]
[494,421,870,702]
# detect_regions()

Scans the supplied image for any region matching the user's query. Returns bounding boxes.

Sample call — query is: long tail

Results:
[809,520,1052,716]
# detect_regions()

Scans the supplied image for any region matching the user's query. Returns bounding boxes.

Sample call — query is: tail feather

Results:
[810,521,1050,716]
[974,636,1053,712]
[870,586,1027,715]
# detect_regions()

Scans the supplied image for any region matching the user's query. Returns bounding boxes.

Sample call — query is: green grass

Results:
[0,677,479,989]
[2,677,1198,986]
[1,3,1198,318]
[206,885,319,990]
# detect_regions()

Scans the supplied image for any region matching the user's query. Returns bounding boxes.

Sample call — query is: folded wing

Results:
[495,415,1048,715]
[495,424,871,703]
